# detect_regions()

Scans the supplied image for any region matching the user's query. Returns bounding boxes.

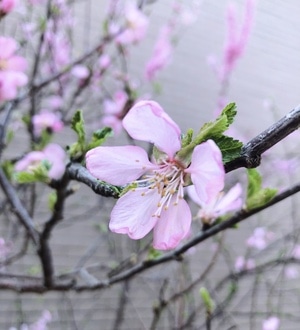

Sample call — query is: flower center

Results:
[138,159,185,218]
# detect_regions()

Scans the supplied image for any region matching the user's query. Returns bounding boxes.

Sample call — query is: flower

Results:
[262,316,280,330]
[115,3,148,45]
[15,143,66,180]
[0,0,16,15]
[188,182,242,224]
[101,90,128,135]
[86,100,225,250]
[0,37,28,101]
[145,26,173,81]
[234,256,255,272]
[32,111,64,137]
[246,227,274,250]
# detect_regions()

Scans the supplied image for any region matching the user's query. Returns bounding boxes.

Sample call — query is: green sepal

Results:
[181,129,194,148]
[6,130,14,145]
[199,287,215,313]
[119,182,138,197]
[86,127,113,151]
[213,135,243,163]
[246,168,277,210]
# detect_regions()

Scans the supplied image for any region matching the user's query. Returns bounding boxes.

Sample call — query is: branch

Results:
[0,168,39,245]
[66,162,121,198]
[225,104,300,172]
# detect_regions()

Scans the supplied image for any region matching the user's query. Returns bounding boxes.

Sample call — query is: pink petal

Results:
[6,56,27,71]
[109,188,160,239]
[185,140,225,204]
[153,197,191,250]
[0,37,17,59]
[216,183,242,213]
[123,100,181,158]
[85,146,156,186]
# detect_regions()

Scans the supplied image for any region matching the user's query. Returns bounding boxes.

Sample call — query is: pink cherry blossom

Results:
[188,183,242,224]
[98,54,111,70]
[246,227,274,250]
[101,90,128,134]
[292,245,300,259]
[234,256,255,272]
[145,26,173,81]
[220,0,256,82]
[32,111,64,137]
[86,100,225,250]
[0,37,28,101]
[284,266,299,279]
[262,316,280,330]
[71,65,89,79]
[15,144,66,180]
[0,0,16,14]
[116,3,148,45]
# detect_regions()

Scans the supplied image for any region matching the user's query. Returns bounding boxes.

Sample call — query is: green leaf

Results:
[1,160,14,181]
[199,287,215,313]
[71,110,85,145]
[213,135,243,163]
[86,127,113,151]
[48,191,57,211]
[69,110,86,160]
[6,130,14,145]
[246,169,277,210]
[176,103,237,161]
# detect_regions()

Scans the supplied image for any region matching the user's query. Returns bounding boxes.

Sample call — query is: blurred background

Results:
[1,0,300,329]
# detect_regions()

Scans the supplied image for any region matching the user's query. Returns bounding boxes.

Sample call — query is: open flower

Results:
[86,100,225,250]
[262,316,280,330]
[0,37,28,101]
[15,143,66,180]
[188,183,242,225]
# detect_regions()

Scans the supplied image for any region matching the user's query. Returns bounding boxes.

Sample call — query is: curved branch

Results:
[66,162,121,198]
[225,104,300,172]
[0,168,39,245]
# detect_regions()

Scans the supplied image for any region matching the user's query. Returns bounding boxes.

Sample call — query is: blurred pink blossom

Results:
[116,3,148,45]
[262,316,280,330]
[220,0,256,82]
[291,245,300,259]
[32,111,64,137]
[234,256,255,272]
[9,310,52,330]
[0,37,28,101]
[86,100,225,250]
[46,95,63,110]
[0,0,16,14]
[71,65,89,79]
[98,54,111,70]
[188,183,242,225]
[15,144,66,180]
[101,90,128,134]
[246,227,274,250]
[145,26,173,81]
[284,265,299,279]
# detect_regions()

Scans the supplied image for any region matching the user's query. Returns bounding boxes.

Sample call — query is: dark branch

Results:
[0,168,39,245]
[66,162,121,198]
[225,104,300,172]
